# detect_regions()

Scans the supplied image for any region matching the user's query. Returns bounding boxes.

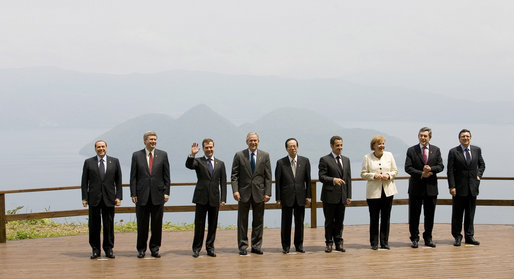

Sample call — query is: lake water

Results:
[1,121,512,228]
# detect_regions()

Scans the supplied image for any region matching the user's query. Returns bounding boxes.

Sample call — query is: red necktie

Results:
[149,153,153,174]
[422,146,428,164]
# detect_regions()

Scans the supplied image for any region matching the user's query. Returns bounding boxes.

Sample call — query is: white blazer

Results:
[360,151,398,199]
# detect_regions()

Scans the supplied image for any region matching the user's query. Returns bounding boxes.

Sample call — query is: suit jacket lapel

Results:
[202,157,212,178]
[456,146,467,165]
[243,149,252,175]
[140,149,150,175]
[91,157,102,180]
[471,146,478,166]
[416,147,424,164]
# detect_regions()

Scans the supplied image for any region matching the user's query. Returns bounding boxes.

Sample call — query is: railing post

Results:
[310,181,317,228]
[0,193,6,243]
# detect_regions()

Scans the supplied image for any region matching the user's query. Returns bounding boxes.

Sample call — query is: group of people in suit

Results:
[80,128,485,259]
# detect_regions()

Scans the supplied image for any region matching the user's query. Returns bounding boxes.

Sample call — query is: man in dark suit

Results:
[231,132,272,255]
[81,140,122,259]
[130,131,171,258]
[318,136,352,253]
[275,138,311,254]
[447,129,485,246]
[186,138,227,258]
[405,127,444,248]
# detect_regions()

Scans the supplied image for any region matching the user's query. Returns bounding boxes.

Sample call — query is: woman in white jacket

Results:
[361,136,398,250]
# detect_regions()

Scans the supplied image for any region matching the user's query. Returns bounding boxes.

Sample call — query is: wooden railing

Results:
[1,176,513,243]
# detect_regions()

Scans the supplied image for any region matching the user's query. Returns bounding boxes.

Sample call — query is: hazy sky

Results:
[1,0,513,101]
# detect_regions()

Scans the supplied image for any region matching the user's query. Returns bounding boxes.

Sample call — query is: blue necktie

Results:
[250,152,255,173]
[464,148,472,165]
[207,158,214,175]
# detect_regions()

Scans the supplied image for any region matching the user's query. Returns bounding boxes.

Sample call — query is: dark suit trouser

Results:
[281,202,305,250]
[193,203,219,252]
[136,202,164,253]
[367,190,393,247]
[322,202,346,245]
[237,199,265,251]
[409,195,437,242]
[451,195,477,240]
[89,200,115,253]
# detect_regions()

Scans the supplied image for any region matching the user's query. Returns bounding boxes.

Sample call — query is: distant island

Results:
[79,105,409,179]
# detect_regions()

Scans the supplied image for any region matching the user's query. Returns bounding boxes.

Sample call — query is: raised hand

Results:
[191,142,200,156]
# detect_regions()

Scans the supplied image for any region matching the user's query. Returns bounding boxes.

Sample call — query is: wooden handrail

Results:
[1,176,513,243]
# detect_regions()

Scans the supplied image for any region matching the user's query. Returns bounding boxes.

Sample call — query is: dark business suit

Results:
[318,153,352,246]
[275,156,311,251]
[447,145,485,241]
[81,155,122,254]
[231,149,272,252]
[130,149,170,253]
[186,156,227,253]
[405,144,444,242]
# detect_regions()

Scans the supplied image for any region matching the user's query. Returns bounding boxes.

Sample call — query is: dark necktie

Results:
[251,152,256,174]
[464,148,472,165]
[422,146,428,164]
[99,158,105,180]
[207,158,214,175]
[149,152,154,174]
[336,155,343,172]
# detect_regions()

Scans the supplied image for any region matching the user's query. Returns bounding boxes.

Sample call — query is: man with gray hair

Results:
[130,131,170,258]
[231,132,272,255]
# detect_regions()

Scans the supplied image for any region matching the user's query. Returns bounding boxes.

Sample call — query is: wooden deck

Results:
[1,224,513,278]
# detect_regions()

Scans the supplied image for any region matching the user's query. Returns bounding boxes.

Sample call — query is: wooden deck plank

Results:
[0,224,513,278]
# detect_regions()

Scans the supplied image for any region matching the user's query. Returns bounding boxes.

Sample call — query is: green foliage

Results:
[5,206,237,241]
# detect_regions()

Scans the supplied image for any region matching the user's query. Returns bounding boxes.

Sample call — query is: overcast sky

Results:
[1,0,513,101]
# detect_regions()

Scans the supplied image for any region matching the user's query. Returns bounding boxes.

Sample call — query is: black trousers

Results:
[192,203,219,252]
[322,202,346,245]
[451,195,477,240]
[88,200,115,253]
[367,190,393,247]
[237,199,265,251]
[280,202,305,250]
[408,195,437,242]
[136,202,164,253]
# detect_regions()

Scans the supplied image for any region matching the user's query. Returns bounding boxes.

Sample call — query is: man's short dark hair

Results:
[330,136,343,145]
[285,138,298,148]
[459,129,471,138]
[202,138,214,147]
[419,127,432,138]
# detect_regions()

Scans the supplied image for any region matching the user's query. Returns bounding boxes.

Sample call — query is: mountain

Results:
[1,67,513,130]
[79,105,408,180]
